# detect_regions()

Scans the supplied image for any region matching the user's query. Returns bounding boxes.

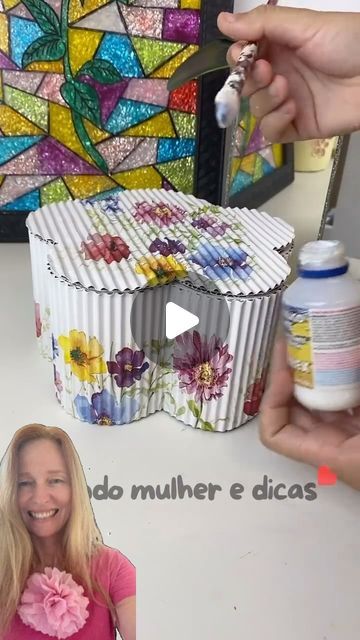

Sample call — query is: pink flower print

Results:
[81,233,130,264]
[173,330,233,402]
[133,201,185,227]
[53,365,63,397]
[34,302,42,338]
[17,567,89,639]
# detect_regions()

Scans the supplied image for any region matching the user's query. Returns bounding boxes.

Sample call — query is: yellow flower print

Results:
[135,255,187,287]
[58,330,107,382]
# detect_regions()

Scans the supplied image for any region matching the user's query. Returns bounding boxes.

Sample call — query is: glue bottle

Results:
[282,240,360,411]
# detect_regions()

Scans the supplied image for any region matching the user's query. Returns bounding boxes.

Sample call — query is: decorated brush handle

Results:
[215,0,279,129]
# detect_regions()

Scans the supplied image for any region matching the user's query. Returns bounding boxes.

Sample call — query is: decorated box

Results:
[26,188,294,431]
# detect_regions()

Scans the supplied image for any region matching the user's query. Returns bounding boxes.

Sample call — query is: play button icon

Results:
[165,302,199,339]
[130,271,230,367]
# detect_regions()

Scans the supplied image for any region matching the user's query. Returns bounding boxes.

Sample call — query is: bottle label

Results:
[283,304,360,388]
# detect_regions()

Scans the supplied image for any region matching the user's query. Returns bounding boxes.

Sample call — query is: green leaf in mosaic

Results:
[22,35,65,68]
[60,81,101,128]
[167,38,232,91]
[77,59,122,85]
[22,0,61,35]
[187,400,200,419]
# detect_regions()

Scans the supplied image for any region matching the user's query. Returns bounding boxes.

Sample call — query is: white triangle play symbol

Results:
[165,302,199,340]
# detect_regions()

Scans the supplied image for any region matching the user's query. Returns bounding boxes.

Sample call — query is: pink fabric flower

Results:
[18,567,89,639]
[81,233,130,264]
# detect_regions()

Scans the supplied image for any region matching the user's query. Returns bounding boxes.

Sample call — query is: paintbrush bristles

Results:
[214,0,279,129]
[215,42,257,129]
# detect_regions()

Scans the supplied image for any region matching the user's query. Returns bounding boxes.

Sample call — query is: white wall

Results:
[234,0,360,11]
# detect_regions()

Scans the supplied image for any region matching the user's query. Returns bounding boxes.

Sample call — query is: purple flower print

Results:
[191,215,229,238]
[107,348,150,388]
[149,237,186,257]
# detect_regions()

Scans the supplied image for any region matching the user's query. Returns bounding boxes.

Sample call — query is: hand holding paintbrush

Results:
[168,5,360,143]
[215,0,278,129]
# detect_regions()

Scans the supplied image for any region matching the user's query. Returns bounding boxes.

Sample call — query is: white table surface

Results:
[1,165,359,640]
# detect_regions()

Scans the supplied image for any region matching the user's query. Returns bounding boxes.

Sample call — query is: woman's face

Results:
[17,439,72,542]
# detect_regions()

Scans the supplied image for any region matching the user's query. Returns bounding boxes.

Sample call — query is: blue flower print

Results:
[52,334,59,359]
[190,243,253,281]
[100,195,122,216]
[74,389,140,425]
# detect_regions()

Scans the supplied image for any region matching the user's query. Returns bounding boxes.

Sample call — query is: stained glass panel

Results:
[229,97,284,198]
[0,0,200,210]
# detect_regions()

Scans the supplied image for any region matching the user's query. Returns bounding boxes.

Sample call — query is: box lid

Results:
[26,188,294,297]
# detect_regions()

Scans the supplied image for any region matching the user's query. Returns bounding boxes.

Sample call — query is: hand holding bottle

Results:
[260,338,360,491]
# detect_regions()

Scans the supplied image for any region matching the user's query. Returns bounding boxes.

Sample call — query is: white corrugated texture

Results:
[26,188,293,297]
[27,189,292,430]
[28,233,54,360]
[48,269,283,431]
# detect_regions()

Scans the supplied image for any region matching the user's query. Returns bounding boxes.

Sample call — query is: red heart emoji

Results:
[317,465,337,485]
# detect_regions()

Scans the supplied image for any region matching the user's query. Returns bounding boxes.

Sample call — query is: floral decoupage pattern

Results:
[28,188,293,430]
[54,325,236,430]
[49,189,284,297]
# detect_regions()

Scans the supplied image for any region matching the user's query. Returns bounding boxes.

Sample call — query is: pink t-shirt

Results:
[4,546,136,640]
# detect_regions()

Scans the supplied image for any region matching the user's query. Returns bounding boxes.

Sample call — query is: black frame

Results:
[0,211,29,242]
[0,0,293,242]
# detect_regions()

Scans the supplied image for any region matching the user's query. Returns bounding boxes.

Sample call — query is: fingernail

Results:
[221,12,235,22]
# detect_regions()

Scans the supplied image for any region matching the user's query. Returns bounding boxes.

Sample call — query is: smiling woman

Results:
[0,424,136,640]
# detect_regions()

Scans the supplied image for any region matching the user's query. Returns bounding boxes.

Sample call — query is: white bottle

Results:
[282,240,360,412]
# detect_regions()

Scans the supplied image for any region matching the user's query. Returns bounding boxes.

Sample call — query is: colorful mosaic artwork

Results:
[229,98,284,197]
[0,0,201,211]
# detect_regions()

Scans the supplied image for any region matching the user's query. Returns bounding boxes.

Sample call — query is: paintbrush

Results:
[215,0,278,129]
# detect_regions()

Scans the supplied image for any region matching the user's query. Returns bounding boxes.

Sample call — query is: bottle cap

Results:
[298,240,348,278]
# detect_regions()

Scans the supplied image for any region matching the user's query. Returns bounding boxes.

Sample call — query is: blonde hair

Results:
[0,423,112,636]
